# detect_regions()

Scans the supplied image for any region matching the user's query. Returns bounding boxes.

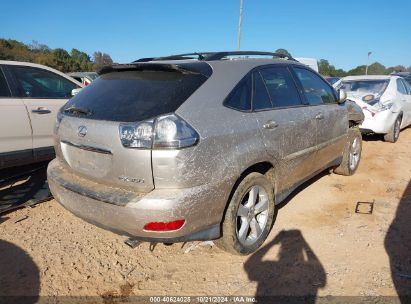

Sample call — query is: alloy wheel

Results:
[236,185,269,246]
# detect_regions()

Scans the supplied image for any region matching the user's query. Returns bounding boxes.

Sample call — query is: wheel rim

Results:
[394,118,400,140]
[349,137,360,171]
[236,185,269,246]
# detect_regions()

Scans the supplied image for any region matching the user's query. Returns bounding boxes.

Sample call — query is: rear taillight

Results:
[119,114,199,149]
[144,220,185,231]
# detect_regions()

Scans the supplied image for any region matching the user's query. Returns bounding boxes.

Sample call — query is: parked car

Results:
[67,72,98,86]
[0,61,83,169]
[325,77,341,85]
[48,51,363,255]
[334,75,411,142]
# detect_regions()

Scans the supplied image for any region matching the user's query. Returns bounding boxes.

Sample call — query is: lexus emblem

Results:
[78,126,87,137]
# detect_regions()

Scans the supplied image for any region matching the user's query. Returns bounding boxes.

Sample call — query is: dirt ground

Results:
[1,128,410,301]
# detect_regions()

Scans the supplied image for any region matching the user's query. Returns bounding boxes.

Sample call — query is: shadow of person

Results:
[385,180,411,302]
[0,240,40,303]
[244,230,326,304]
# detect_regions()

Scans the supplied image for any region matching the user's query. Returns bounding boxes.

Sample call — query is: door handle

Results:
[263,120,278,129]
[32,107,51,114]
[315,113,324,120]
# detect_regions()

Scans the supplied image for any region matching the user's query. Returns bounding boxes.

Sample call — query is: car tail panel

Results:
[57,116,154,192]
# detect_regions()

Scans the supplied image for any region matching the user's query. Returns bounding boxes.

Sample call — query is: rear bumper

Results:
[47,159,227,241]
[360,110,396,134]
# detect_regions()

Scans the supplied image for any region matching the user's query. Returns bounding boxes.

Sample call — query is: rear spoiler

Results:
[98,62,212,77]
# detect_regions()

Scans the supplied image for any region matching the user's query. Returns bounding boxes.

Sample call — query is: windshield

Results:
[339,80,389,95]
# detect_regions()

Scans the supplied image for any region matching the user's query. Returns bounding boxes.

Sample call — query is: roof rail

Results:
[134,51,296,63]
[134,52,214,62]
[205,51,296,61]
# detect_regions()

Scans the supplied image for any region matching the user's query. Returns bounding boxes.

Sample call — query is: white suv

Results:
[0,61,82,169]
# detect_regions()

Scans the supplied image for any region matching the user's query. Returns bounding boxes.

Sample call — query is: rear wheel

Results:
[217,172,275,255]
[334,127,362,176]
[384,116,401,143]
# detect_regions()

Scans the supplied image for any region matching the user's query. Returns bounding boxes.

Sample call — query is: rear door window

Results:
[64,69,209,122]
[259,66,302,108]
[293,67,336,105]
[0,68,11,97]
[8,65,78,99]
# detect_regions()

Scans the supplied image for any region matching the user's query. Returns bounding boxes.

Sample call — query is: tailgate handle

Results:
[315,113,324,120]
[263,120,278,129]
[32,107,51,114]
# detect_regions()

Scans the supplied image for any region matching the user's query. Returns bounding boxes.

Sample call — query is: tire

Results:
[334,126,362,176]
[217,172,275,255]
[384,115,402,143]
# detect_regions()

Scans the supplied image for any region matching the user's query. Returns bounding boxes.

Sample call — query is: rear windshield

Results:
[339,80,389,95]
[62,70,208,122]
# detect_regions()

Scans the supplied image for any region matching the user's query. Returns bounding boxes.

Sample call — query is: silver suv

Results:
[48,52,364,255]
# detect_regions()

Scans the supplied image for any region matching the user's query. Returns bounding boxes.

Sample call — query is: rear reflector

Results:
[144,220,185,231]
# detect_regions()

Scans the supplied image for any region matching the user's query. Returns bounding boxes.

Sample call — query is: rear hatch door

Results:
[57,63,211,192]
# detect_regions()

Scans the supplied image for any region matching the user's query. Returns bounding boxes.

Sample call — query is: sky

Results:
[1,0,410,71]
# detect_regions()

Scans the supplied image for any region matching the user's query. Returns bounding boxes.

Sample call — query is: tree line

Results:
[0,41,409,77]
[0,39,113,72]
[276,48,411,77]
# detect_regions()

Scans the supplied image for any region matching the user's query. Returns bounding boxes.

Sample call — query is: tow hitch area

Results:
[124,238,142,249]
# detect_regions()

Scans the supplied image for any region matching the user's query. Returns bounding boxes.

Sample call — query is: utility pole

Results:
[237,0,243,50]
[365,51,372,75]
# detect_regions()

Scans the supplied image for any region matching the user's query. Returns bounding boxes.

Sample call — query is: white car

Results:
[334,75,411,142]
[0,61,83,169]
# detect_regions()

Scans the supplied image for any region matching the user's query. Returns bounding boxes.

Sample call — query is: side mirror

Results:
[338,89,347,104]
[71,88,82,96]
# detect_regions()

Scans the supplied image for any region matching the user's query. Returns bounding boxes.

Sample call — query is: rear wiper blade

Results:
[63,106,92,116]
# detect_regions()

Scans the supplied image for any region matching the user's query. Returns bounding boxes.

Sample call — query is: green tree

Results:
[70,48,93,72]
[0,38,106,72]
[275,48,292,58]
[367,62,386,75]
[51,48,71,72]
[0,39,33,61]
[348,65,367,76]
[318,59,347,77]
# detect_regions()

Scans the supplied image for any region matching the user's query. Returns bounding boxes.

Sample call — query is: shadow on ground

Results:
[0,161,51,216]
[0,240,39,302]
[385,180,411,303]
[244,230,326,303]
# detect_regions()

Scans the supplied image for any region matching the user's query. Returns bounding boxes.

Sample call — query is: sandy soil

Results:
[1,128,410,301]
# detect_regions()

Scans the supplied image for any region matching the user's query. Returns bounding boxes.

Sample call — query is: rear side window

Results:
[63,70,208,122]
[259,66,302,108]
[0,69,11,97]
[224,74,252,111]
[294,67,336,105]
[9,66,78,99]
